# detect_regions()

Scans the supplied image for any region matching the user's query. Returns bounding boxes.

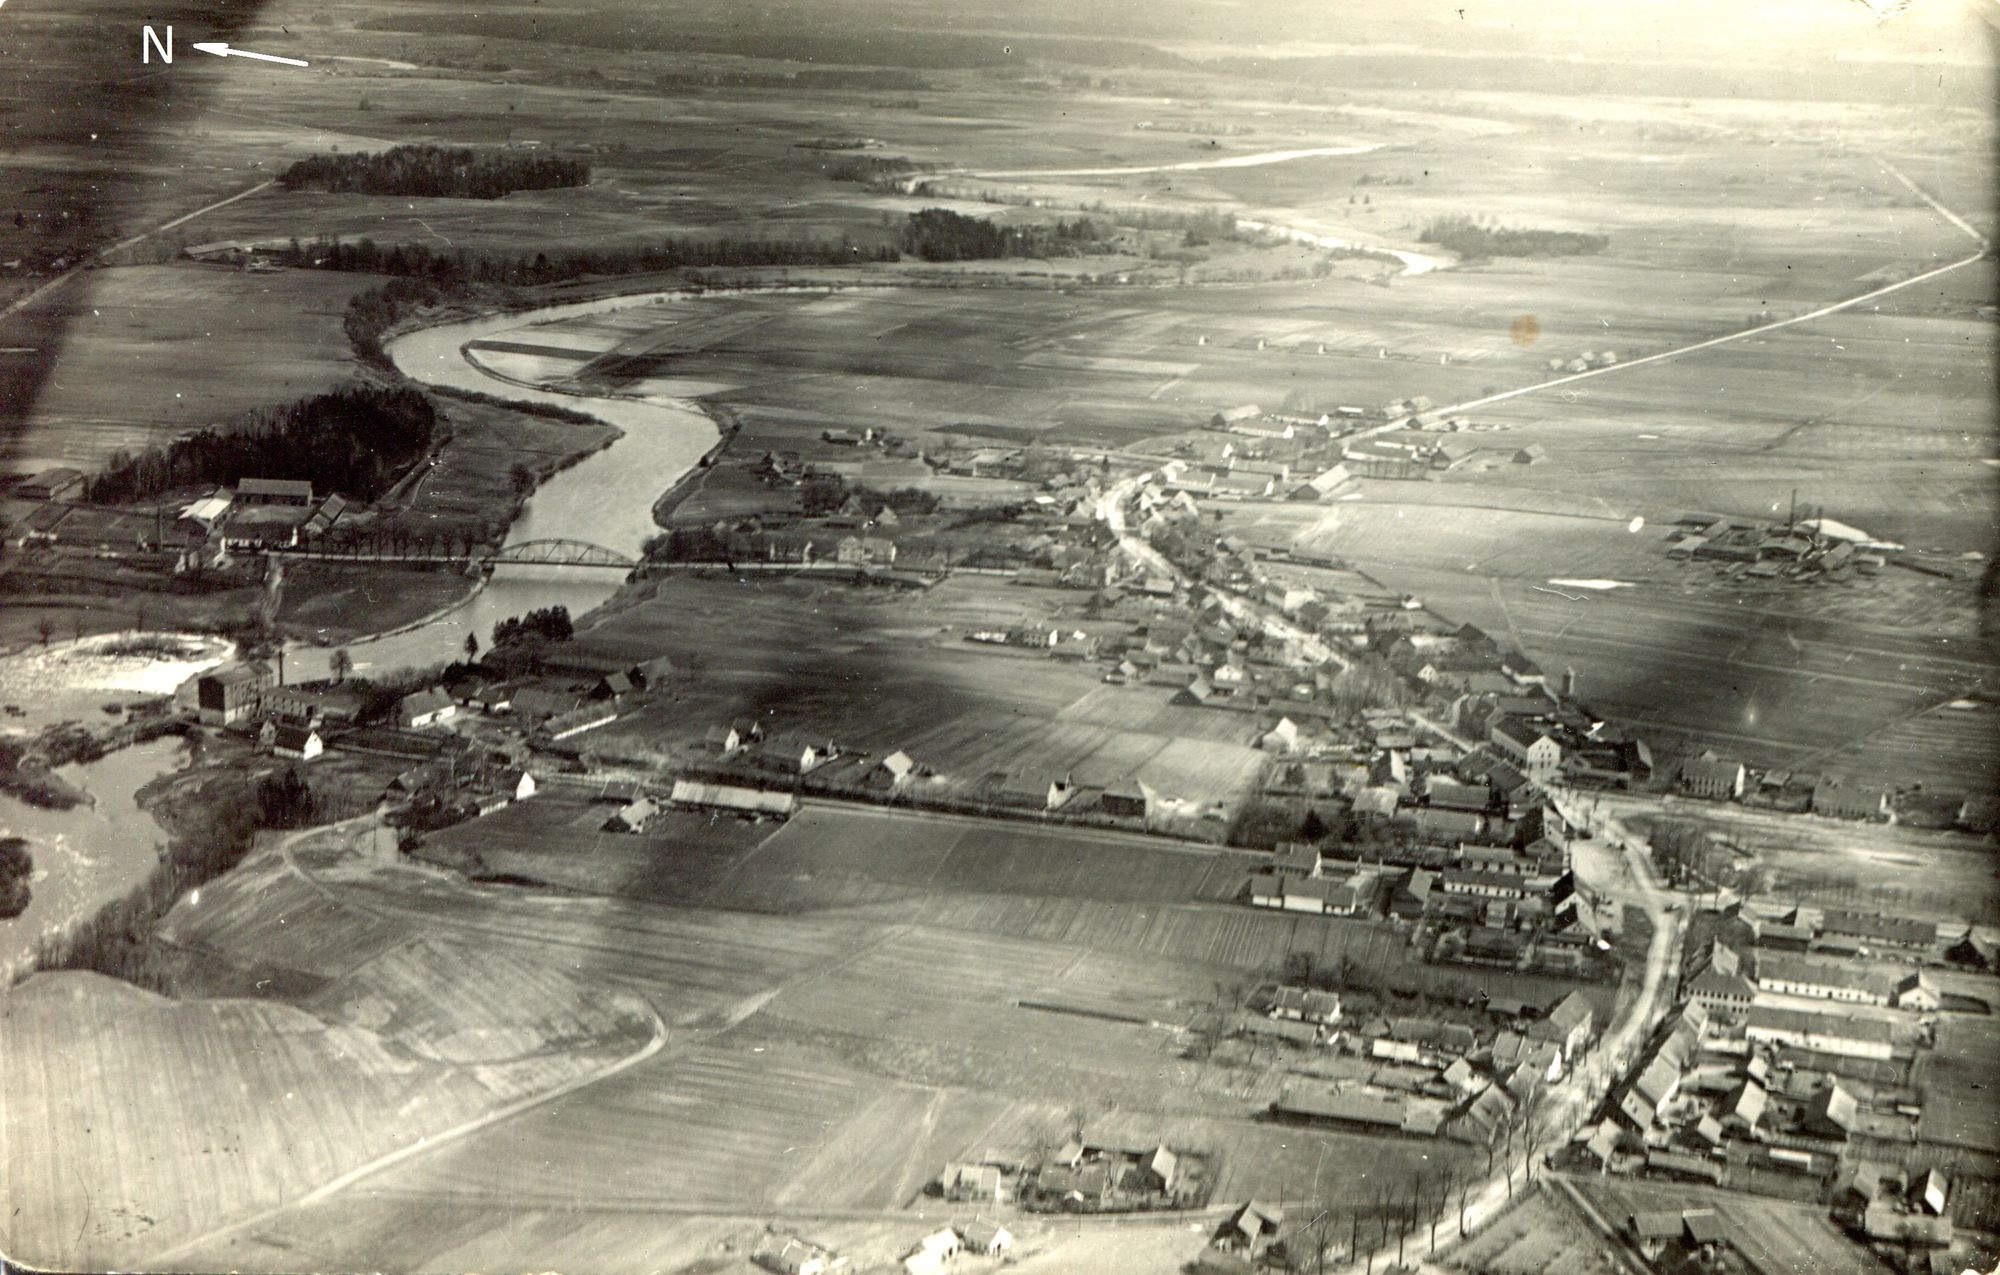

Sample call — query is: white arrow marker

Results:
[190,41,310,67]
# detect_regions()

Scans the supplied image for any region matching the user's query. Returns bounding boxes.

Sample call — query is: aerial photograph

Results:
[0,1,1993,1272]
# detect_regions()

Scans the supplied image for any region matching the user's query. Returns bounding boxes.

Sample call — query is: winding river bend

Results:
[285,293,723,681]
[1,290,726,969]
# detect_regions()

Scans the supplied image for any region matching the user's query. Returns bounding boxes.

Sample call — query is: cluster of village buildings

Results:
[6,471,350,558]
[1663,511,1897,585]
[1570,882,1989,1268]
[1262,987,1596,1148]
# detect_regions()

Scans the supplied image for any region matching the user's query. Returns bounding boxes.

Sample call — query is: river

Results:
[283,292,723,681]
[1,289,729,972]
[0,734,187,981]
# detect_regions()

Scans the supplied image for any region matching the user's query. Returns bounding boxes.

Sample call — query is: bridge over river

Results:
[273,538,637,571]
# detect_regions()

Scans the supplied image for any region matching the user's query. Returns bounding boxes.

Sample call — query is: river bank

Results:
[0,733,190,983]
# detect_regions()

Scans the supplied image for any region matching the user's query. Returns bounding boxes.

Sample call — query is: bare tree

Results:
[330,648,353,683]
[36,616,54,646]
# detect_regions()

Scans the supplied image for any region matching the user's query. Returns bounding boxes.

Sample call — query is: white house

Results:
[903,1227,961,1275]
[1259,716,1301,753]
[265,723,323,761]
[398,687,458,729]
[958,1220,1012,1256]
[878,750,918,786]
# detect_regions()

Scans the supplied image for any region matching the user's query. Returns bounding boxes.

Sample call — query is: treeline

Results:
[816,154,920,185]
[279,232,901,289]
[344,276,458,364]
[1419,215,1608,259]
[899,208,1108,261]
[492,604,574,648]
[799,478,940,517]
[279,143,590,200]
[85,385,438,505]
[0,837,29,919]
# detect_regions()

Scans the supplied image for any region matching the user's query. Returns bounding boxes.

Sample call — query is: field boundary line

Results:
[1876,156,1989,247]
[145,993,669,1269]
[1441,247,1989,416]
[0,179,276,322]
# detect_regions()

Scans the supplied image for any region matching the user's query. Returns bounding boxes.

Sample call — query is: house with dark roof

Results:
[1489,716,1560,777]
[235,476,314,506]
[1812,776,1889,822]
[266,723,323,761]
[195,661,276,726]
[1821,908,1934,951]
[1214,1201,1284,1257]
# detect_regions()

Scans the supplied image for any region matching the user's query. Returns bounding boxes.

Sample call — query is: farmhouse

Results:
[669,779,799,817]
[235,477,314,506]
[1744,1006,1893,1061]
[1753,953,1896,1006]
[1811,776,1889,821]
[399,688,458,729]
[1215,1201,1284,1258]
[16,467,84,501]
[266,723,323,761]
[1721,1080,1769,1137]
[604,796,656,833]
[1270,986,1342,1026]
[195,661,276,726]
[1679,752,1746,800]
[958,1220,1013,1255]
[1100,784,1147,819]
[996,772,1074,811]
[755,1237,834,1275]
[1821,908,1933,951]
[1527,990,1595,1060]
[1802,1083,1860,1140]
[762,734,839,775]
[876,750,918,787]
[938,1162,1003,1202]
[1489,716,1560,777]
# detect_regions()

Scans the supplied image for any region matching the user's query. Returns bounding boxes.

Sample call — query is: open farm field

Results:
[578,575,1270,832]
[275,562,478,645]
[424,797,778,904]
[1920,1017,2000,1157]
[1214,497,1992,789]
[1455,310,1995,554]
[1569,1177,1892,1275]
[1637,802,2000,925]
[706,806,1247,913]
[360,1043,884,1210]
[0,963,651,1272]
[4,265,385,473]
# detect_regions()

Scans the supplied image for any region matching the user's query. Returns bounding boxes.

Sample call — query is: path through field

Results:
[140,823,672,1269]
[0,180,275,322]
